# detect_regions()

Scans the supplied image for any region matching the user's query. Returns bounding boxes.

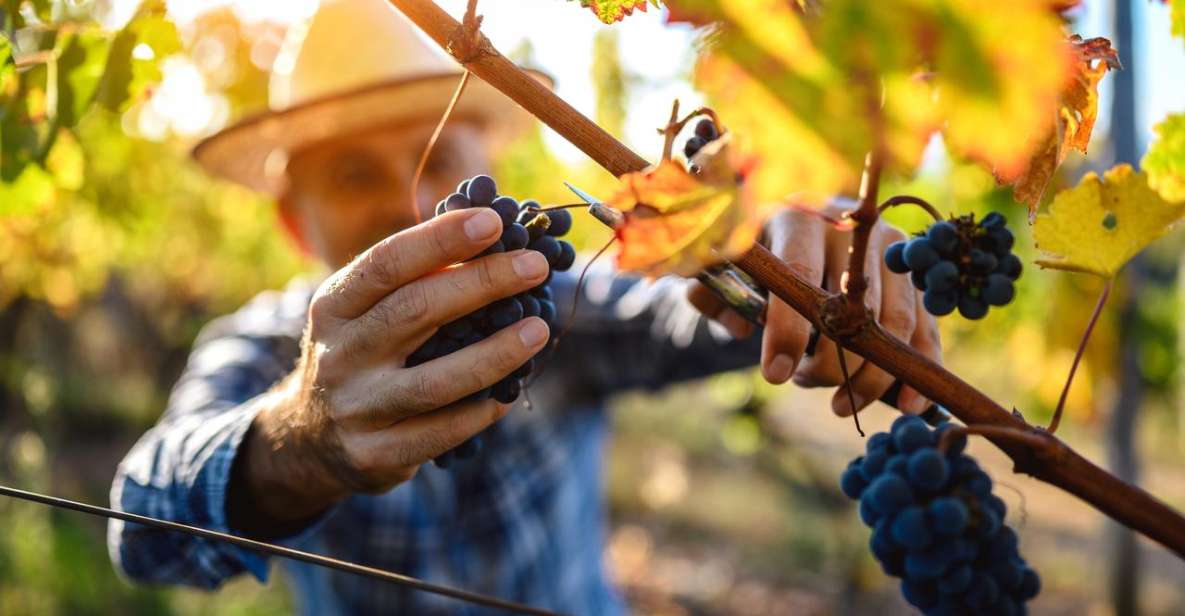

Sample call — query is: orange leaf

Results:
[997,35,1120,213]
[606,144,759,276]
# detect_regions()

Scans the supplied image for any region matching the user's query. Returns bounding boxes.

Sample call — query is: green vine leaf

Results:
[1143,113,1185,204]
[56,29,111,128]
[569,0,662,23]
[1033,164,1185,277]
[1171,0,1184,46]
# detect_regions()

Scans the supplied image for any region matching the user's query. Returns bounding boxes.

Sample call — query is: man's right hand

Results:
[229,208,551,535]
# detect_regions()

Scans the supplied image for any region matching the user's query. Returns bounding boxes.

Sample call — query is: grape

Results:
[927,221,960,255]
[957,294,988,320]
[867,474,912,515]
[893,417,931,453]
[841,461,869,499]
[927,497,969,535]
[923,289,958,316]
[938,564,974,594]
[998,254,1023,280]
[884,454,909,477]
[683,136,707,159]
[529,235,562,265]
[488,297,524,329]
[501,222,529,251]
[968,249,998,274]
[904,238,940,271]
[885,241,910,273]
[444,192,471,212]
[987,226,1014,256]
[466,174,497,206]
[491,196,519,226]
[982,274,1015,306]
[546,209,573,236]
[694,118,719,141]
[924,260,959,293]
[868,432,893,452]
[907,448,950,491]
[980,212,1006,229]
[902,579,940,609]
[933,422,967,455]
[890,506,932,550]
[911,270,929,292]
[413,174,576,468]
[861,447,891,481]
[554,241,576,271]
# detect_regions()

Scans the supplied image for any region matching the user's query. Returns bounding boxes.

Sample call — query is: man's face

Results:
[282,121,490,268]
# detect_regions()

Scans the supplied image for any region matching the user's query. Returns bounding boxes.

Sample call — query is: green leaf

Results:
[1143,113,1185,204]
[570,0,662,24]
[94,25,137,112]
[56,29,111,128]
[0,33,13,107]
[1033,164,1185,277]
[0,162,54,215]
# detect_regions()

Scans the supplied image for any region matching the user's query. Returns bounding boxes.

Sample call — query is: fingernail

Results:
[518,318,549,347]
[833,390,867,416]
[512,251,548,279]
[464,209,500,240]
[766,353,795,384]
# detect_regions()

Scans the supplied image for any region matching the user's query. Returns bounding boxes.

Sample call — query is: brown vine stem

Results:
[937,424,1052,455]
[390,0,1185,559]
[843,151,884,318]
[660,99,681,161]
[878,195,944,224]
[835,344,864,437]
[1048,278,1112,435]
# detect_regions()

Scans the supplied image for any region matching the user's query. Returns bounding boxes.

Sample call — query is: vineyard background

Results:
[1,0,1185,614]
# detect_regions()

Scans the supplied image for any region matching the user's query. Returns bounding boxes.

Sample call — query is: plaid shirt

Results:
[108,266,760,615]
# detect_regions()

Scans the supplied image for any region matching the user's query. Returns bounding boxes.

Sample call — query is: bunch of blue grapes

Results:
[840,416,1040,615]
[884,213,1022,320]
[411,174,576,467]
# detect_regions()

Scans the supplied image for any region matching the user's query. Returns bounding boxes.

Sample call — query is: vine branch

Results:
[388,0,1185,560]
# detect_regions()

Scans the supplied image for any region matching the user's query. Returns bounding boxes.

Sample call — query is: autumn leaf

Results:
[1033,165,1185,278]
[605,151,757,276]
[569,0,662,23]
[1143,113,1185,204]
[995,36,1119,214]
[669,0,1071,209]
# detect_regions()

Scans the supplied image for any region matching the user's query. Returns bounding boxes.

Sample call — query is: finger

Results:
[314,208,502,321]
[686,282,755,339]
[343,249,549,359]
[355,398,512,475]
[831,229,916,416]
[761,211,824,384]
[338,317,549,426]
[795,225,872,387]
[896,291,944,414]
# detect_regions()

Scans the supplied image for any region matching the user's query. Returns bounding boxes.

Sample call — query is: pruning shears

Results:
[563,182,953,426]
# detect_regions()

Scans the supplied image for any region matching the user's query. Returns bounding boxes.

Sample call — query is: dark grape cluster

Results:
[683,118,719,160]
[840,416,1040,615]
[413,174,576,467]
[884,213,1022,320]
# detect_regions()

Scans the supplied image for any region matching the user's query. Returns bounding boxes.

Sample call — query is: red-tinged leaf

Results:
[570,0,662,23]
[606,143,760,276]
[995,35,1119,213]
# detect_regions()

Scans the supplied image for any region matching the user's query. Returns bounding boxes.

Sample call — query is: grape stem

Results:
[659,102,723,161]
[533,203,589,212]
[409,70,471,225]
[937,424,1052,455]
[878,195,944,223]
[842,150,884,319]
[1048,278,1112,434]
[835,344,864,436]
[391,0,1185,560]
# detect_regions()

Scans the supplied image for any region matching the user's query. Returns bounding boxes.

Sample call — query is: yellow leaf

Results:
[1142,112,1185,204]
[606,153,757,276]
[1033,164,1185,277]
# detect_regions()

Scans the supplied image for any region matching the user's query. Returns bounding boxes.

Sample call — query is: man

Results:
[108,0,941,614]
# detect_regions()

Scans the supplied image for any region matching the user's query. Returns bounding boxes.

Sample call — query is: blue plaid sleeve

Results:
[108,283,311,589]
[545,262,763,399]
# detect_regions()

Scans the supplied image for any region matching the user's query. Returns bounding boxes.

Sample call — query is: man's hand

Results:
[230,208,550,535]
[687,205,942,418]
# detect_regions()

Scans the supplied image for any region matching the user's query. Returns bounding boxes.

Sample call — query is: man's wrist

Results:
[227,380,346,539]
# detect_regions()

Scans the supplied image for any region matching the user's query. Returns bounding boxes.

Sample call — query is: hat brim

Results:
[192,69,553,196]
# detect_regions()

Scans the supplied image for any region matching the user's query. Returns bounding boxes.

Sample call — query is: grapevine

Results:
[409,174,576,467]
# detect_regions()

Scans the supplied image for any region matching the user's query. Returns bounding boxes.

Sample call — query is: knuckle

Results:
[366,244,406,289]
[410,369,447,408]
[475,257,499,294]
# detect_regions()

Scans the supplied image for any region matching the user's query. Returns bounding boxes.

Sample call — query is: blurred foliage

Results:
[0,1,1183,615]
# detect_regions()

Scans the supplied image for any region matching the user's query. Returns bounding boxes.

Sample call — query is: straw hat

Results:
[192,0,552,195]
